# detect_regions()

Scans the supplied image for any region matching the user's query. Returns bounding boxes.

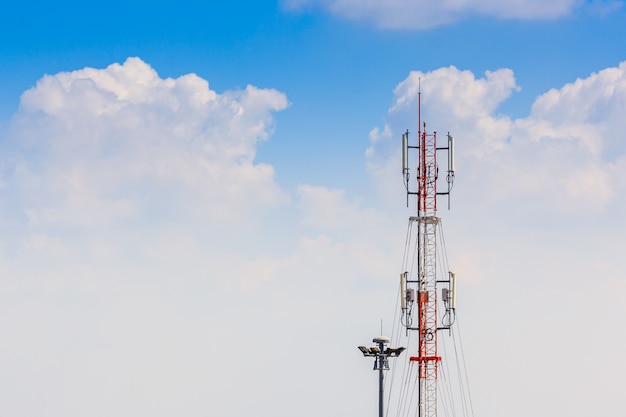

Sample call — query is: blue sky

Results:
[1,1,626,417]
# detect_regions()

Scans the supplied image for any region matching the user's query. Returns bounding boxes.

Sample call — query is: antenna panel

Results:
[402,132,408,172]
[448,134,454,172]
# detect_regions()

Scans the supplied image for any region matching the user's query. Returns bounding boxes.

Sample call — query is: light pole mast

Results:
[358,337,405,417]
[401,86,456,417]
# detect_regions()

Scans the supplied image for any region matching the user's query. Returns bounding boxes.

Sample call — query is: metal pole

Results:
[379,340,384,417]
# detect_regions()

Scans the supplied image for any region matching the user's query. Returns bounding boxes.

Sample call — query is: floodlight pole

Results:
[376,338,385,417]
[358,336,405,417]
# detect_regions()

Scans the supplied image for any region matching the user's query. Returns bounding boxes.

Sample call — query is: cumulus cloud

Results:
[283,0,589,29]
[4,57,289,236]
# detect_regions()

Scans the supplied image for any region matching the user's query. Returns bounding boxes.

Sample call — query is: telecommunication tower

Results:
[400,86,456,417]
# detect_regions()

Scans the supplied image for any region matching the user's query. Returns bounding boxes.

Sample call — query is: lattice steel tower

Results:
[400,87,456,417]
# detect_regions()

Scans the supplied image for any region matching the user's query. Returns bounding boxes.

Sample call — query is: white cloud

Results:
[283,0,587,29]
[4,57,289,234]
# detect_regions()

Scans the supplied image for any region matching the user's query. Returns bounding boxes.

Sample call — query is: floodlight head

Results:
[358,346,370,356]
[385,347,406,357]
[369,346,380,354]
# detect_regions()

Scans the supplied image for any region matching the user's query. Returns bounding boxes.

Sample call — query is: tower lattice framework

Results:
[411,125,440,417]
[401,88,455,417]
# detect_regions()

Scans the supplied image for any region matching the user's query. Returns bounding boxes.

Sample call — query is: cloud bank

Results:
[0,58,294,416]
[0,58,398,417]
[1,57,626,417]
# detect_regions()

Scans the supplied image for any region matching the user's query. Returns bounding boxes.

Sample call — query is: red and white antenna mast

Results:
[400,82,456,417]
